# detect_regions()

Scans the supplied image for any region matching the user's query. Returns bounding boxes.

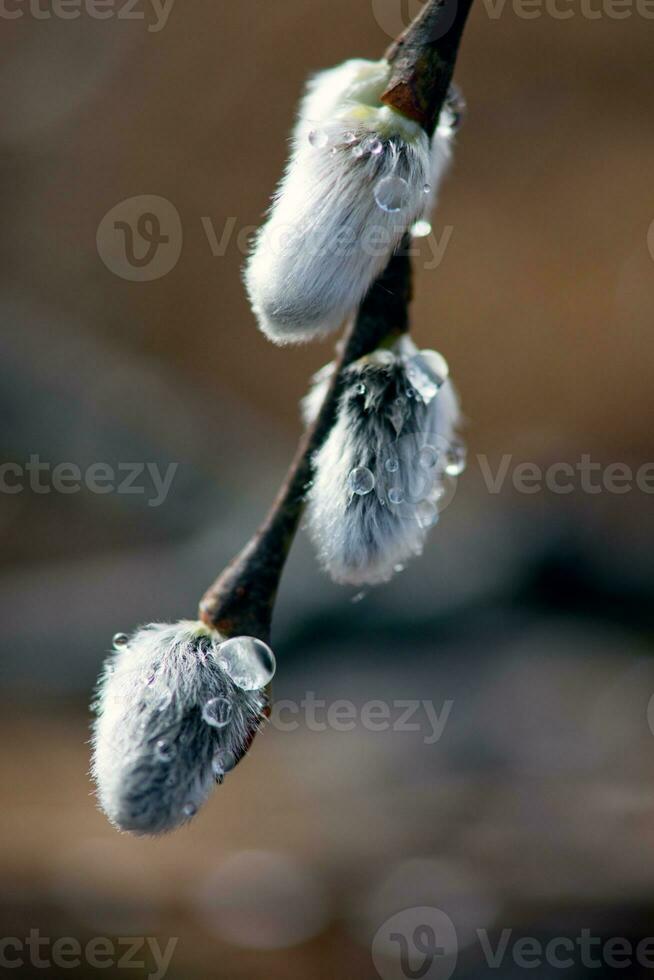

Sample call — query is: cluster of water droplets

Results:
[345,350,466,537]
[205,637,275,785]
[348,438,466,508]
[386,435,466,523]
[309,85,465,226]
[110,631,276,794]
[307,127,430,218]
[202,696,232,728]
[309,127,388,162]
[352,134,385,159]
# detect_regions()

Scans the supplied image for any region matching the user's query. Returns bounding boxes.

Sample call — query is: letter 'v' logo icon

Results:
[97,195,182,281]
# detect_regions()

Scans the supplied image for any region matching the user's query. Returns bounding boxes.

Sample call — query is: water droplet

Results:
[202,697,232,729]
[385,456,399,473]
[155,739,176,763]
[368,138,384,155]
[445,441,467,477]
[374,176,410,213]
[405,351,449,403]
[388,487,405,505]
[112,633,129,649]
[348,466,375,496]
[416,499,439,528]
[411,219,432,239]
[343,131,357,145]
[352,144,365,159]
[421,350,450,381]
[308,129,328,149]
[356,382,367,396]
[212,749,237,780]
[218,636,276,692]
[394,563,405,573]
[417,445,439,470]
[182,802,197,818]
[406,387,416,399]
[423,183,431,194]
[351,591,367,604]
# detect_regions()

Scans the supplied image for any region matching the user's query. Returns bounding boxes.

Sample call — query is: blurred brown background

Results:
[1,0,654,977]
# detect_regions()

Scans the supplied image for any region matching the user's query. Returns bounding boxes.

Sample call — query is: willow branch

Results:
[199,247,412,642]
[199,0,475,642]
[382,0,475,137]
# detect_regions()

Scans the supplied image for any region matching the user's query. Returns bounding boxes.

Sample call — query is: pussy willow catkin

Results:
[302,338,465,585]
[245,59,455,344]
[92,622,273,834]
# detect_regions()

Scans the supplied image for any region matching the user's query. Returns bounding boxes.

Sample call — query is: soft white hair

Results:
[91,621,267,836]
[302,338,464,585]
[245,59,453,345]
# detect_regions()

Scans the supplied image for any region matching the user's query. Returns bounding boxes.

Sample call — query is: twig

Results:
[199,0,475,642]
[199,247,412,642]
[382,0,476,137]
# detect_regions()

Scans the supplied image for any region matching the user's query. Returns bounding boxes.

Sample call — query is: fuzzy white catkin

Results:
[92,622,267,836]
[303,338,464,586]
[245,59,454,345]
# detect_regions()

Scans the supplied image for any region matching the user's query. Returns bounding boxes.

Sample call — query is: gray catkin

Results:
[91,622,266,836]
[245,58,453,344]
[302,339,463,585]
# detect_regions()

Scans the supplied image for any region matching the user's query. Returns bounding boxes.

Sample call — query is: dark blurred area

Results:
[1,0,654,977]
